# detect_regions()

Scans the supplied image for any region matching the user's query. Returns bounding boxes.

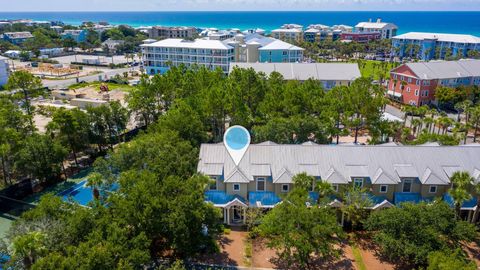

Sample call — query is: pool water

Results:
[58,180,119,206]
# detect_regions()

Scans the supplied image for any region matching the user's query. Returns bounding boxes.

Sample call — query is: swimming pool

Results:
[58,180,119,206]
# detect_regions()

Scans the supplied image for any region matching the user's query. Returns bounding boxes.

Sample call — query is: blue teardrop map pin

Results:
[224,125,251,166]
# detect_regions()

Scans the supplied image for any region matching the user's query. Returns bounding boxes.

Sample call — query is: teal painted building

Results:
[392,32,480,60]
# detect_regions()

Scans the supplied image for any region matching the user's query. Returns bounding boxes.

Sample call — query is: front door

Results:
[232,206,243,223]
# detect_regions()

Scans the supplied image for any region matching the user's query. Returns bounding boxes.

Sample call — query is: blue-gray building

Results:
[392,32,480,60]
[2,32,33,45]
[61,29,87,43]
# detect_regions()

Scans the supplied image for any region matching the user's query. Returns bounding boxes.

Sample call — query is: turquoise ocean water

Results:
[0,11,479,36]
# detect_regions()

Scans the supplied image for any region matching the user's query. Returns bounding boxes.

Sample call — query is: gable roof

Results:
[401,60,480,80]
[421,167,449,185]
[258,39,304,51]
[372,168,398,184]
[224,168,250,183]
[198,143,480,186]
[273,168,293,184]
[229,62,361,81]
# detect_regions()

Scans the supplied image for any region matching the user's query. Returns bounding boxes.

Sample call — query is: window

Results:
[353,178,364,188]
[415,89,419,96]
[406,87,411,92]
[332,184,339,192]
[281,184,289,192]
[408,78,412,83]
[380,185,388,193]
[209,177,217,190]
[257,177,266,191]
[233,184,240,191]
[429,185,437,193]
[416,80,420,85]
[425,90,429,96]
[402,179,413,193]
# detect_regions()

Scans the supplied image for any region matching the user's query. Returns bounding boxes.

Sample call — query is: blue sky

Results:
[3,0,480,11]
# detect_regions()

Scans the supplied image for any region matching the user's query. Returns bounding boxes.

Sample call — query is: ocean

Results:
[0,11,479,36]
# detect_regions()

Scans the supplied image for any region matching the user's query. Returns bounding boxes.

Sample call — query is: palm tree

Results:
[468,105,480,142]
[411,118,423,137]
[423,117,434,134]
[86,172,104,200]
[450,171,473,219]
[316,180,334,203]
[11,231,47,269]
[471,179,480,223]
[455,100,473,123]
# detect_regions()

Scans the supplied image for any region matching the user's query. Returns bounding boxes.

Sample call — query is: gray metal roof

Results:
[229,62,361,81]
[198,143,480,185]
[403,59,480,80]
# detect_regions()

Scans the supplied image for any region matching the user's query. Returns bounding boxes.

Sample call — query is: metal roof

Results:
[140,38,233,50]
[257,39,304,51]
[198,143,480,185]
[355,22,397,29]
[393,32,480,44]
[402,60,480,80]
[205,190,247,207]
[229,62,361,81]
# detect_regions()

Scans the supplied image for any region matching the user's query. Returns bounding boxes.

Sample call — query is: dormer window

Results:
[209,176,217,190]
[402,179,413,193]
[353,178,364,188]
[257,177,266,191]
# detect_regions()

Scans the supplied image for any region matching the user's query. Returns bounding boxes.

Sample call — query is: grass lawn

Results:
[351,244,368,270]
[356,60,399,81]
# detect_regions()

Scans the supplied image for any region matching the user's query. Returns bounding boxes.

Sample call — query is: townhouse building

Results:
[229,62,361,90]
[387,59,480,106]
[147,26,197,39]
[142,33,304,75]
[271,28,303,44]
[2,32,33,45]
[198,140,480,225]
[355,19,398,39]
[304,28,342,43]
[392,32,480,60]
[61,29,87,43]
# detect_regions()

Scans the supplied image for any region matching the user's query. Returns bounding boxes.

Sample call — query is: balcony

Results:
[393,192,432,206]
[248,191,281,208]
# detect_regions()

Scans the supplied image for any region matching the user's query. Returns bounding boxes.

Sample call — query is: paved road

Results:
[42,67,136,89]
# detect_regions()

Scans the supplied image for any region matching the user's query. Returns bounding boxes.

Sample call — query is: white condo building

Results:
[141,39,235,74]
[141,33,304,75]
[355,19,398,39]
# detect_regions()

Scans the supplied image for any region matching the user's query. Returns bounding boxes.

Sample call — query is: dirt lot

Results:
[200,229,397,270]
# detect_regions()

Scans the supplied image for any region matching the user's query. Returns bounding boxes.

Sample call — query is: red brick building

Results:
[387,60,480,107]
[340,32,381,43]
